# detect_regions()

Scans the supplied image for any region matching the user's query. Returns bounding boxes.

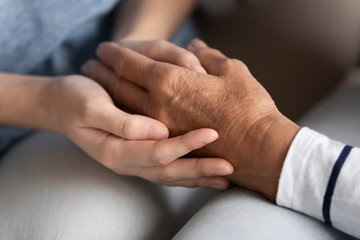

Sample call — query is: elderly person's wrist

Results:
[226,112,300,201]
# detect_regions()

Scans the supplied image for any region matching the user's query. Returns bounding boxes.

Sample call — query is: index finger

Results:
[120,40,207,74]
[96,42,154,88]
[187,38,229,76]
[105,128,220,169]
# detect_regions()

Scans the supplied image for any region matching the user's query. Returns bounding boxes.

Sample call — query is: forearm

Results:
[0,72,52,130]
[112,0,197,41]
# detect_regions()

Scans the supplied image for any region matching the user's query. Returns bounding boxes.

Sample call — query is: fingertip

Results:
[226,163,235,174]
[147,122,169,140]
[222,179,231,190]
[96,42,117,57]
[213,163,234,176]
[188,38,208,51]
[118,114,168,140]
[209,178,230,190]
[201,129,219,145]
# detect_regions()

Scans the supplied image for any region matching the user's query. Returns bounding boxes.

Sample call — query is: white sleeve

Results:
[276,127,360,238]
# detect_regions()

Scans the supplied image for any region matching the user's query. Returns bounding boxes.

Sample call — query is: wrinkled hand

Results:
[44,75,233,189]
[83,39,300,200]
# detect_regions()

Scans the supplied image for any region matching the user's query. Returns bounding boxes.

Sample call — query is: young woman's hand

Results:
[116,39,207,73]
[45,75,233,189]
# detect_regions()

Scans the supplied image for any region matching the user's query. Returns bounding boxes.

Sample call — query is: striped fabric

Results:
[277,127,360,238]
[322,145,353,226]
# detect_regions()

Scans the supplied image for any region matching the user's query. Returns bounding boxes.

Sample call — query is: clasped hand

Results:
[45,41,234,190]
[82,39,300,200]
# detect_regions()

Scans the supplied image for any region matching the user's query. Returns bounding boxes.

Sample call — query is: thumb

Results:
[92,103,169,140]
[187,38,229,76]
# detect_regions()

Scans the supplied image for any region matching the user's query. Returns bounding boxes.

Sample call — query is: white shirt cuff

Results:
[276,127,360,238]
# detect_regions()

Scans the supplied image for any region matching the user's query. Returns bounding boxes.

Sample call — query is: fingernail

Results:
[213,168,233,176]
[190,39,208,49]
[202,130,219,144]
[147,124,169,140]
[189,63,207,74]
[210,183,226,190]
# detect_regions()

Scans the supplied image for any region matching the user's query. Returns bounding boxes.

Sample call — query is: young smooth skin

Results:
[82,39,301,201]
[0,72,233,189]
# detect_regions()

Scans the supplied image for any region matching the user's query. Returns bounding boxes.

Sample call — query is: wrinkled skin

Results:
[83,39,300,200]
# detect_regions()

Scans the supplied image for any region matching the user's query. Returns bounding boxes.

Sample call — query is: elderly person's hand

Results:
[82,39,300,201]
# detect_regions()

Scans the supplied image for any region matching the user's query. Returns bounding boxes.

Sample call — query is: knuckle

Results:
[157,68,178,94]
[211,49,223,56]
[232,58,248,70]
[154,39,166,48]
[153,39,164,46]
[195,46,209,56]
[79,99,97,124]
[192,157,203,169]
[161,67,178,82]
[150,152,169,166]
[179,51,197,63]
[190,158,207,176]
[197,47,221,59]
[114,48,127,72]
[220,58,235,70]
[119,117,136,138]
[98,139,127,175]
[148,61,162,76]
[145,40,162,56]
[150,145,169,166]
[145,39,170,57]
[217,58,249,73]
[158,168,173,184]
